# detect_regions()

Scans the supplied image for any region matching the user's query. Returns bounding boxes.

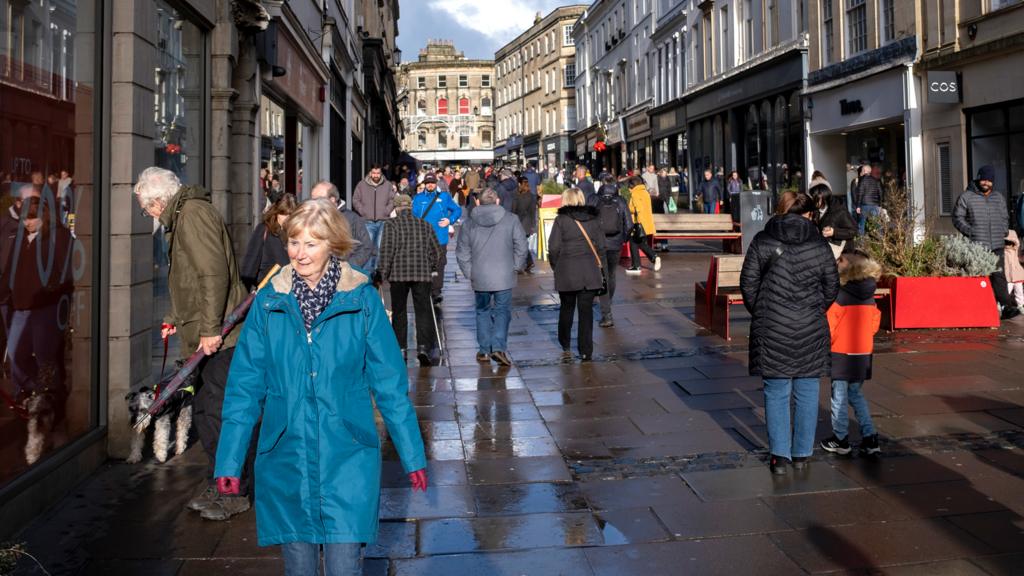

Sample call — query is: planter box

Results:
[885,276,999,329]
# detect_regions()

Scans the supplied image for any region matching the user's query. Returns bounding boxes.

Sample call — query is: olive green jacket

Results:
[159,185,247,357]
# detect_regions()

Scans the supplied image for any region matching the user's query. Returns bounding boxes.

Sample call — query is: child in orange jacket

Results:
[820,252,883,457]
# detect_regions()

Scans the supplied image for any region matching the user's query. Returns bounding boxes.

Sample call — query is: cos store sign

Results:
[927,71,961,104]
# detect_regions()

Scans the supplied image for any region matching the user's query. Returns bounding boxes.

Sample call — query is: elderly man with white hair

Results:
[309,180,375,270]
[133,166,251,521]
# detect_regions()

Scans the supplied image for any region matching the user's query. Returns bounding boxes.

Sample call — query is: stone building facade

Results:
[494,6,587,174]
[396,40,495,167]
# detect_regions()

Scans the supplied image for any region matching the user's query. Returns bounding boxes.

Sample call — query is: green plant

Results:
[539,180,565,196]
[940,234,999,277]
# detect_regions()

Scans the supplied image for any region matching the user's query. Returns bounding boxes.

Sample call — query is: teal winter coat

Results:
[214,262,426,546]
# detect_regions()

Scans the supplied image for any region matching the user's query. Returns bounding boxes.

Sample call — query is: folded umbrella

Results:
[135,265,280,431]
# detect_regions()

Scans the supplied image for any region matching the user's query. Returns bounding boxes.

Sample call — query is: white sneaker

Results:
[625,267,642,275]
[653,256,662,271]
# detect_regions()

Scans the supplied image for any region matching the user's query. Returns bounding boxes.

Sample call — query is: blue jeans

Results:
[830,380,876,439]
[364,220,385,271]
[704,199,717,214]
[857,205,881,235]
[763,377,820,459]
[475,289,512,353]
[8,303,66,398]
[282,542,362,576]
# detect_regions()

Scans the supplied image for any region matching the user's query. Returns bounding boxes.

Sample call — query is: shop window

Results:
[437,98,448,115]
[937,142,953,215]
[0,0,98,486]
[459,98,470,115]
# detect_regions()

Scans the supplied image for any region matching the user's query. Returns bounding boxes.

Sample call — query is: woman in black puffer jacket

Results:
[740,191,839,475]
[547,188,606,362]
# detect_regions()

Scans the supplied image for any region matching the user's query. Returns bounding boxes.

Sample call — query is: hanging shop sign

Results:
[927,71,961,104]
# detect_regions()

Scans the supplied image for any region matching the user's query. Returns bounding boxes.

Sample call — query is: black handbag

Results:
[575,221,608,296]
[629,208,647,241]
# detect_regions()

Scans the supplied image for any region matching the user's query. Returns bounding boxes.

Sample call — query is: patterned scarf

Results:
[292,256,342,331]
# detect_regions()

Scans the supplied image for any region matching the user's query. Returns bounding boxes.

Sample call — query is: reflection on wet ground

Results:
[13,244,1024,574]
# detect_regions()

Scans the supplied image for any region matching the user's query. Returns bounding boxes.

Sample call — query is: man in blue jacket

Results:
[524,163,541,195]
[413,174,462,303]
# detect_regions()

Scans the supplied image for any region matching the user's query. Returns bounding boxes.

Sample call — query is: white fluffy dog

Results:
[126,386,193,464]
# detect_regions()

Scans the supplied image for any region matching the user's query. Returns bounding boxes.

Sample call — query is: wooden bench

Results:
[694,254,745,340]
[694,255,896,340]
[652,213,741,253]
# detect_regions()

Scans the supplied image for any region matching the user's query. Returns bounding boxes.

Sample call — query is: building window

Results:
[417,76,425,88]
[459,98,470,115]
[459,74,468,87]
[482,129,492,146]
[438,131,447,148]
[822,0,834,64]
[719,5,730,72]
[744,0,754,58]
[417,99,426,115]
[437,97,448,115]
[990,0,1023,11]
[846,0,867,56]
[481,97,492,115]
[564,64,576,87]
[937,142,953,215]
[460,134,470,149]
[418,131,426,147]
[482,74,491,87]
[438,75,447,88]
[967,102,1024,202]
[881,0,895,43]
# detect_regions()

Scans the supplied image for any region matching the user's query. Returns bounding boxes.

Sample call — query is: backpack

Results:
[598,196,621,236]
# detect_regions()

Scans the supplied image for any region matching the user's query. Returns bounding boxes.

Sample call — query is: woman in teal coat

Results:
[214,199,427,576]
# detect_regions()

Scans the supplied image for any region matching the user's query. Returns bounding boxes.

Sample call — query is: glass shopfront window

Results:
[0,0,98,486]
[968,101,1024,210]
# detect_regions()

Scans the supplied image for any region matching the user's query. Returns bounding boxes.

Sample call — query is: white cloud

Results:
[427,0,563,50]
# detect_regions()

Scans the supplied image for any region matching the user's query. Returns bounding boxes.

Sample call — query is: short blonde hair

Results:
[283,199,354,257]
[561,188,585,207]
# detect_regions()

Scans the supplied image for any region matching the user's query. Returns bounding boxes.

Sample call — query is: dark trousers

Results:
[558,290,597,356]
[194,347,255,495]
[432,249,447,299]
[629,237,656,268]
[389,281,436,351]
[598,247,620,318]
[991,248,1016,308]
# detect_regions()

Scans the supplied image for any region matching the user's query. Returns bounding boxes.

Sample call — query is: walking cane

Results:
[428,274,445,358]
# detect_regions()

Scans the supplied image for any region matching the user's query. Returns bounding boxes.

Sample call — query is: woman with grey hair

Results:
[214,199,428,575]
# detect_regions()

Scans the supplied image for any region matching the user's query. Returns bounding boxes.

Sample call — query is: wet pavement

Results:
[12,242,1024,575]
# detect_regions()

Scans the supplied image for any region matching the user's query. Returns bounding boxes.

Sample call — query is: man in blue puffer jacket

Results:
[413,174,462,303]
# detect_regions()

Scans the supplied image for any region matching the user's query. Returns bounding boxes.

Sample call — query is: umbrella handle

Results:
[257,265,281,290]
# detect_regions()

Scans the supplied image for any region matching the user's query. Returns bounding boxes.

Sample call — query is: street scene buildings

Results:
[396,40,496,166]
[2,0,1024,574]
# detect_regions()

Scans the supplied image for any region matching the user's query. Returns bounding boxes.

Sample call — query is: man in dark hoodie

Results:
[574,165,597,203]
[311,181,375,269]
[497,168,518,209]
[587,176,633,327]
[524,162,541,195]
[954,165,1017,320]
[456,189,527,367]
[134,166,251,521]
[352,164,395,271]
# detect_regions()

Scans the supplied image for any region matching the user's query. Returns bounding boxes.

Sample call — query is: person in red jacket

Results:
[820,251,882,457]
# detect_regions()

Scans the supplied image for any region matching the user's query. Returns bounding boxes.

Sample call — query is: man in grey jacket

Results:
[954,165,1017,320]
[456,188,528,366]
[352,164,395,271]
[311,181,375,269]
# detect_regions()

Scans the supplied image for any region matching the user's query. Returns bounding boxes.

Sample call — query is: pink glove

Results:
[216,476,240,495]
[409,469,428,492]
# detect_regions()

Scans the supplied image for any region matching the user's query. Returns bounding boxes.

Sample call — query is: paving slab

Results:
[760,488,914,528]
[682,462,862,501]
[583,537,805,576]
[418,512,604,554]
[392,548,595,576]
[653,498,791,539]
[472,482,589,516]
[465,456,572,485]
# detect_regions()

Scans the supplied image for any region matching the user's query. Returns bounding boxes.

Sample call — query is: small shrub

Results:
[941,234,999,277]
[539,180,564,196]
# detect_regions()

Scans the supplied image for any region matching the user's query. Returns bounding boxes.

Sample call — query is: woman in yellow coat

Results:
[625,176,661,274]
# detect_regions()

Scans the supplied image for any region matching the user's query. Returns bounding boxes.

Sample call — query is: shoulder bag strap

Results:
[574,220,604,271]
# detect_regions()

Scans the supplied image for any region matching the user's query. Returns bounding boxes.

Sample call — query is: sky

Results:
[396,0,585,61]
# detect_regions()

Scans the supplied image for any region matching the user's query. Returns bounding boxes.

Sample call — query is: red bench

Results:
[694,255,745,340]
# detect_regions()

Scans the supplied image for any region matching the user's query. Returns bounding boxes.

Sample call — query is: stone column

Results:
[230,38,260,256]
[108,0,159,457]
[210,0,239,231]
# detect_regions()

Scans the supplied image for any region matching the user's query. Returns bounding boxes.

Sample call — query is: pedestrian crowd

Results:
[122,154,1024,575]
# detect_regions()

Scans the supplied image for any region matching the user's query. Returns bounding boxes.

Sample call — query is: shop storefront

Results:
[524,135,541,167]
[807,66,918,207]
[0,0,102,514]
[686,51,805,196]
[625,109,652,172]
[260,20,327,199]
[652,105,687,171]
